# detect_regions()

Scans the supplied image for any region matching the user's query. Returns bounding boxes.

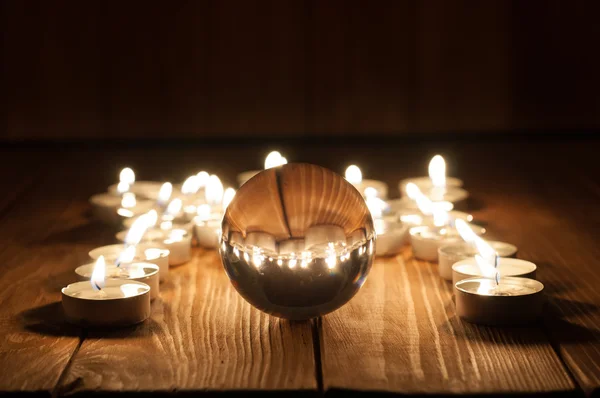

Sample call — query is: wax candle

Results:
[454,277,544,326]
[237,151,288,186]
[438,241,517,281]
[345,165,389,199]
[89,192,154,225]
[88,243,169,283]
[62,256,151,327]
[75,261,160,300]
[400,155,468,204]
[452,257,535,285]
[410,224,485,261]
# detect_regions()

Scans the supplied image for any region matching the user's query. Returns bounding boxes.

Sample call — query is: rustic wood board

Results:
[0,153,100,393]
[320,251,575,395]
[60,249,317,394]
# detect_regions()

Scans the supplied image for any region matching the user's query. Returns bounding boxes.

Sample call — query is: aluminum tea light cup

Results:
[410,224,485,261]
[75,261,160,300]
[454,276,544,326]
[89,243,170,282]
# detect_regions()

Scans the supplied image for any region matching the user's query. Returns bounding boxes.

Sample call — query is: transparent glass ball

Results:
[219,163,375,320]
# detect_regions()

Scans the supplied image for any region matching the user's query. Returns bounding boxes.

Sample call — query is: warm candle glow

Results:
[196,171,210,188]
[157,182,172,206]
[205,175,224,206]
[124,213,152,245]
[116,245,136,266]
[455,219,498,280]
[264,151,287,169]
[165,198,182,218]
[91,255,106,291]
[196,203,211,221]
[119,167,135,185]
[345,165,362,185]
[117,181,130,194]
[428,155,446,188]
[222,187,236,209]
[121,193,136,208]
[182,175,201,195]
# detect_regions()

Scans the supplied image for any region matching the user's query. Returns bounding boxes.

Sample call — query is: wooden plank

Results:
[467,141,600,396]
[0,152,101,394]
[320,250,575,394]
[59,250,317,394]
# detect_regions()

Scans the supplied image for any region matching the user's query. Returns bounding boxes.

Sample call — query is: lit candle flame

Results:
[165,198,182,218]
[205,175,224,206]
[157,182,173,206]
[326,242,337,269]
[121,192,136,208]
[119,167,135,185]
[428,155,446,188]
[455,219,499,282]
[124,212,153,245]
[115,245,136,267]
[182,175,201,195]
[196,171,210,188]
[91,255,106,291]
[345,165,362,185]
[197,203,211,221]
[264,151,288,169]
[117,181,130,194]
[406,182,449,226]
[222,187,236,210]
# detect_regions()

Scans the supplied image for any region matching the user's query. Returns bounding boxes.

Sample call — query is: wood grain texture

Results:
[60,248,316,394]
[0,152,104,393]
[320,251,575,394]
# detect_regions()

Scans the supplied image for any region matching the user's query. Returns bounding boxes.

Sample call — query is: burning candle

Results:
[75,261,160,300]
[194,182,234,249]
[365,188,408,256]
[452,257,536,285]
[399,155,468,204]
[89,243,170,283]
[237,151,288,186]
[454,277,545,326]
[438,241,518,281]
[89,192,154,225]
[345,165,389,199]
[62,256,152,327]
[451,221,544,325]
[116,228,192,266]
[107,168,165,200]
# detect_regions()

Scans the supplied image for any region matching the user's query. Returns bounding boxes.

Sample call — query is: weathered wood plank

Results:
[60,248,317,394]
[0,152,97,394]
[320,250,575,394]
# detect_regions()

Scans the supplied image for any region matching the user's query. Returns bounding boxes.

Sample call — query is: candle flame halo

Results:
[119,167,135,185]
[345,165,362,185]
[264,151,287,169]
[428,155,446,188]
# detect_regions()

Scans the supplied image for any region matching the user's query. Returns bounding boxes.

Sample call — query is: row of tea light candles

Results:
[62,151,544,327]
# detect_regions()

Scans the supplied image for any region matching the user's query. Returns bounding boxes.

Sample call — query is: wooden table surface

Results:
[0,137,599,397]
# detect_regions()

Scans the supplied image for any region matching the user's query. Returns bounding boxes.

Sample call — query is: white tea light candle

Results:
[75,261,160,300]
[410,225,485,261]
[452,257,535,285]
[454,277,544,326]
[345,165,388,199]
[62,256,151,327]
[438,241,517,281]
[89,243,170,282]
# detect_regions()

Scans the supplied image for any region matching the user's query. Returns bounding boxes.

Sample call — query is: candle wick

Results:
[93,281,102,291]
[494,255,500,285]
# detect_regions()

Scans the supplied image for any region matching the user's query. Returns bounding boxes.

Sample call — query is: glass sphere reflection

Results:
[220,163,375,320]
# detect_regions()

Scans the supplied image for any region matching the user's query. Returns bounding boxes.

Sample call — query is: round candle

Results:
[398,209,473,228]
[454,277,544,326]
[75,262,160,300]
[89,244,170,282]
[238,150,288,186]
[374,219,409,256]
[62,279,151,327]
[195,219,221,249]
[399,176,463,196]
[116,229,192,266]
[452,257,535,285]
[410,225,485,262]
[438,241,518,281]
[89,193,154,225]
[108,180,166,200]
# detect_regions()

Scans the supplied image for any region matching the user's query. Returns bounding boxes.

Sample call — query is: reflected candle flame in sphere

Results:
[219,163,375,320]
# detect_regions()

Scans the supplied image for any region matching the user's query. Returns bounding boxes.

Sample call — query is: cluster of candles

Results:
[345,155,544,326]
[62,151,543,327]
[62,168,239,327]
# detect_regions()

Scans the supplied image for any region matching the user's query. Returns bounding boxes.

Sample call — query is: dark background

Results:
[1,0,599,141]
